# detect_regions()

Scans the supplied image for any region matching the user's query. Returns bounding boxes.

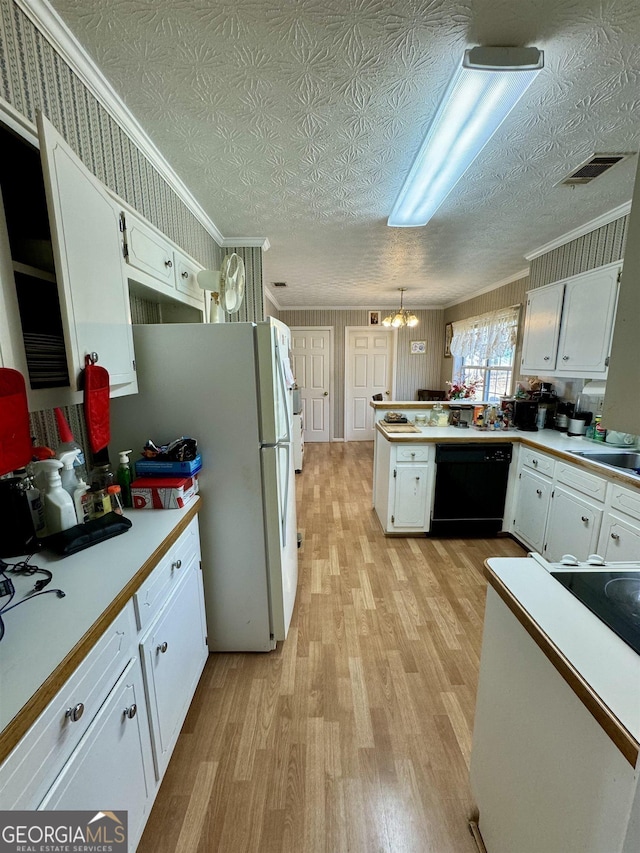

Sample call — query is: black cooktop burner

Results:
[551,570,640,655]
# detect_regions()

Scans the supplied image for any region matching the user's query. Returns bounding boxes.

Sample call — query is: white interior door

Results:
[290,327,332,442]
[345,327,395,441]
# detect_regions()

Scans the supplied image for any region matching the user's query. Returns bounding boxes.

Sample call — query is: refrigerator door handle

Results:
[280,443,290,546]
[275,335,292,443]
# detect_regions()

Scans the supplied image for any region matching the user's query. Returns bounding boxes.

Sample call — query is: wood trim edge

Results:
[483,563,639,767]
[0,499,201,764]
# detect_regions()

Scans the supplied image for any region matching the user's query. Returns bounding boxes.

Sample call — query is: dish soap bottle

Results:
[40,459,77,534]
[117,450,134,508]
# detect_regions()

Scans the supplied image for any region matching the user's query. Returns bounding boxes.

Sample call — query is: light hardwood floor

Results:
[138,442,525,853]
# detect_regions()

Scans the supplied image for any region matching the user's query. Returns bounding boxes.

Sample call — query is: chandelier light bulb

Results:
[382,288,419,328]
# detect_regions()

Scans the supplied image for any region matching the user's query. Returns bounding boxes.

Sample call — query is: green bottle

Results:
[117,450,134,508]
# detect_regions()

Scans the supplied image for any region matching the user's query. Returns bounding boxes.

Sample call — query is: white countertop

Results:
[375,421,640,488]
[486,556,640,750]
[0,502,199,736]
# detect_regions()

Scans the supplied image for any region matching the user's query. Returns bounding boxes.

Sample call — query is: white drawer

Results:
[0,601,137,810]
[608,483,640,522]
[396,446,429,462]
[555,461,607,502]
[520,447,555,477]
[174,253,202,302]
[134,516,201,631]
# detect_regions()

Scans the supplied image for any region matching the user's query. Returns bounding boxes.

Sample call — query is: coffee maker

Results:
[513,400,539,432]
[0,477,38,557]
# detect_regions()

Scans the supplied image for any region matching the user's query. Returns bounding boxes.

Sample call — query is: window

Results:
[450,306,520,402]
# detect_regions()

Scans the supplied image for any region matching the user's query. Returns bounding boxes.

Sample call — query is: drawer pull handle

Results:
[172,559,182,570]
[536,489,542,496]
[181,270,189,278]
[123,704,137,720]
[157,641,169,654]
[611,533,620,541]
[66,703,85,723]
[532,459,538,466]
[581,516,589,524]
[164,259,173,268]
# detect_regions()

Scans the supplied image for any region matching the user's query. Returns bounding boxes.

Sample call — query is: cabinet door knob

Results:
[581,516,589,524]
[536,489,542,496]
[543,356,550,361]
[172,559,182,570]
[123,704,137,720]
[562,355,569,361]
[532,459,538,466]
[65,702,85,722]
[611,532,620,540]
[157,641,168,654]
[181,270,189,278]
[164,259,173,268]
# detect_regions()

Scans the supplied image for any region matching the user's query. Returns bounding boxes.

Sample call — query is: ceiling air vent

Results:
[273,281,287,287]
[557,153,632,186]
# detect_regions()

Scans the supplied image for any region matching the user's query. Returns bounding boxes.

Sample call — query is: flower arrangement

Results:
[446,379,478,400]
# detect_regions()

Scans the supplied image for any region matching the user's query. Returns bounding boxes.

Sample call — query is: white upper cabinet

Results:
[37,113,137,396]
[122,210,176,294]
[520,282,564,372]
[521,262,620,378]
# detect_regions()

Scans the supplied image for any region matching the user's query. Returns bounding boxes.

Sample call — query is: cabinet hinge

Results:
[393,469,397,478]
[605,355,610,367]
[551,489,555,498]
[132,359,136,372]
[617,269,622,284]
[391,515,395,524]
[518,472,521,479]
[120,211,129,260]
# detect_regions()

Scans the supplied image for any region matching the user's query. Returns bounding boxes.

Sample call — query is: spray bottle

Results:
[59,449,80,499]
[54,408,87,482]
[117,450,134,508]
[40,459,77,534]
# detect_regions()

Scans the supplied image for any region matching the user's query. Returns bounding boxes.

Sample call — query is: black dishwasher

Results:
[431,443,512,536]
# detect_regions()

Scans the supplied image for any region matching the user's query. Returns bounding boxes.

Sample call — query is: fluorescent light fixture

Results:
[388,46,544,228]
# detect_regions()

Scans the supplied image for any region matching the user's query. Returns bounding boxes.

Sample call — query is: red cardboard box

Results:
[131,475,198,509]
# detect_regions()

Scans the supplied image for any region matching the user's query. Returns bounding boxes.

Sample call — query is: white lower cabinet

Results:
[139,553,208,780]
[0,515,208,852]
[512,451,608,560]
[393,464,430,528]
[512,468,552,553]
[598,483,640,561]
[374,439,434,533]
[543,485,603,561]
[38,658,155,850]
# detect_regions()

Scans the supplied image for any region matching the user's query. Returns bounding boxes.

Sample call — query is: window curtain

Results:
[450,305,520,362]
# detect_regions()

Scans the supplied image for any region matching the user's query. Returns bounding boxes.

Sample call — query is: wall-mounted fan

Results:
[197,252,246,323]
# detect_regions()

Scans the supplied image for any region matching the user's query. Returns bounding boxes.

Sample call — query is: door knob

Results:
[157,641,168,654]
[323,391,328,396]
[123,704,137,720]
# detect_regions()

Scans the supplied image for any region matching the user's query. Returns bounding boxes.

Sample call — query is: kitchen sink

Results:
[571,449,640,473]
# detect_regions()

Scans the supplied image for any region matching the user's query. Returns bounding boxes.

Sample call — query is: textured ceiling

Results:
[49,0,640,308]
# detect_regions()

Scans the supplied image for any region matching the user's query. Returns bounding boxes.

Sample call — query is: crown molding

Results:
[272,303,444,312]
[525,201,632,261]
[222,238,270,250]
[14,0,268,250]
[443,267,530,308]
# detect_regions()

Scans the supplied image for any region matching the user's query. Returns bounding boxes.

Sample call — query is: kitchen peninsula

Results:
[371,401,640,559]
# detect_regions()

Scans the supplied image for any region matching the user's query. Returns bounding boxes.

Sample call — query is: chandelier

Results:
[382,288,419,328]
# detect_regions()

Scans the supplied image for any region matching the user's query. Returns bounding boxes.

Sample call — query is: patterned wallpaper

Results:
[529,216,627,288]
[279,309,443,440]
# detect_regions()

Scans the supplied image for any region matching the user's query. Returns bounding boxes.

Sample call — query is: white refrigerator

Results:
[110,318,299,652]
